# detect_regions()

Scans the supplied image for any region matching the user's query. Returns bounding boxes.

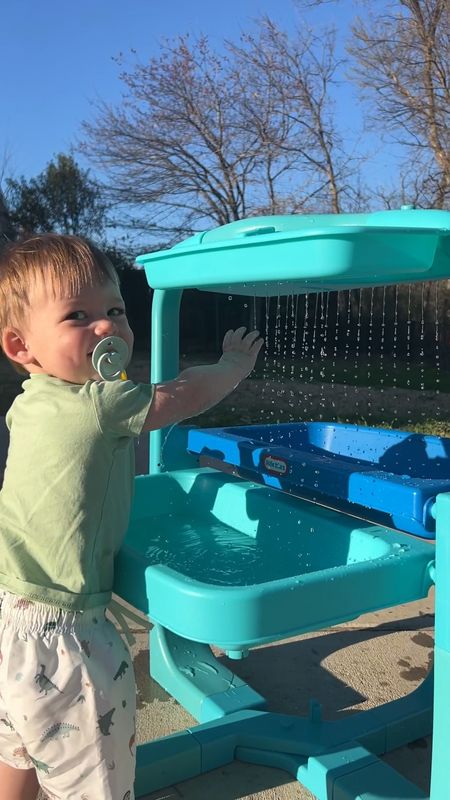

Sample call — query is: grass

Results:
[254,355,450,393]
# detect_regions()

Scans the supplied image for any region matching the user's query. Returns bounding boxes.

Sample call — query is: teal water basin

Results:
[114,469,433,650]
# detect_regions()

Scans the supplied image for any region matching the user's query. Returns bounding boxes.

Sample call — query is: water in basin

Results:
[125,507,392,587]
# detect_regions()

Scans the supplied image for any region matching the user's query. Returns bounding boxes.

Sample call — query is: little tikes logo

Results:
[263,454,288,476]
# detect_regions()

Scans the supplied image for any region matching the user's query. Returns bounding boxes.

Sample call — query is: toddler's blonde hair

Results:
[0,233,119,373]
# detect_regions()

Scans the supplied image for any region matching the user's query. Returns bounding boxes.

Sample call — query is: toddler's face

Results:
[21,278,134,384]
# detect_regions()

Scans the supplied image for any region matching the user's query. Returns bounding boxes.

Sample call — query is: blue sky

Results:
[2,0,367,184]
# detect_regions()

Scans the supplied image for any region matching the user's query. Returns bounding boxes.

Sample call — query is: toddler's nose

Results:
[94,317,116,337]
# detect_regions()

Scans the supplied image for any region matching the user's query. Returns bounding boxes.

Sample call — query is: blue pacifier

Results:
[91,336,129,381]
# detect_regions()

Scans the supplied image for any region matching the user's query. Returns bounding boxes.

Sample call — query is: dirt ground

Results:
[0,351,448,435]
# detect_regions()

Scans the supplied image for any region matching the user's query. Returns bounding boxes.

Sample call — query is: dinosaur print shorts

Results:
[0,590,136,800]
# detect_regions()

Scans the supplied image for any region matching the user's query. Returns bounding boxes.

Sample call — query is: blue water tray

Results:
[187,423,450,538]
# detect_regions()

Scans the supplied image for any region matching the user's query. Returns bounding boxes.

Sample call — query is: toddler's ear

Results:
[2,327,30,367]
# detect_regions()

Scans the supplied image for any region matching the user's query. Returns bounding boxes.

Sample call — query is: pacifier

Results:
[91,336,129,381]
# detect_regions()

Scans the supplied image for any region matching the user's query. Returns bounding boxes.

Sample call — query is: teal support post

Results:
[149,288,182,474]
[429,491,450,800]
[150,624,266,723]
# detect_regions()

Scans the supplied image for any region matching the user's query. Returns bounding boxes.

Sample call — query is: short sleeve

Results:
[85,379,154,437]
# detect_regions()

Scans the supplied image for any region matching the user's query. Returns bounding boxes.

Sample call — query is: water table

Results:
[113,208,450,799]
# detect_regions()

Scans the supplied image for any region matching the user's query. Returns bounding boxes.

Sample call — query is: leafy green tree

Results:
[6,153,107,236]
[0,189,15,246]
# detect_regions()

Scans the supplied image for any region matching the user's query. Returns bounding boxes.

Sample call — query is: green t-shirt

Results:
[0,374,154,610]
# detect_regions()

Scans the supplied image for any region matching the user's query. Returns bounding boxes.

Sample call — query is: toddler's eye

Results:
[109,307,126,317]
[66,310,86,321]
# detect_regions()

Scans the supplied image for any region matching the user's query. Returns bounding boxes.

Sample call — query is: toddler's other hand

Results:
[220,327,264,378]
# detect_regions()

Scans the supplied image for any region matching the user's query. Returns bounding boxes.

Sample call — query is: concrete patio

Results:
[129,593,433,799]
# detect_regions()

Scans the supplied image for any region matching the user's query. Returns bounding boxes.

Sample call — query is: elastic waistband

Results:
[0,590,107,634]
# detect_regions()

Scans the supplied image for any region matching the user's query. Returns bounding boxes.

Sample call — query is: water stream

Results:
[254,281,448,432]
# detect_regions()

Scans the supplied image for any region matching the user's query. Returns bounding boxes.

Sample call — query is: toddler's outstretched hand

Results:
[143,327,264,431]
[220,327,264,378]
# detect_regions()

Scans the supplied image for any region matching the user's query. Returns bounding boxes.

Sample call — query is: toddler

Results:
[0,233,263,800]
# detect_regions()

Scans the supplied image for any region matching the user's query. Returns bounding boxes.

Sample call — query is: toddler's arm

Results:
[142,327,263,432]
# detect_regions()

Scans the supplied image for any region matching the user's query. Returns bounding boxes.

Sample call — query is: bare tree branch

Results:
[79,21,365,240]
[348,0,450,208]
